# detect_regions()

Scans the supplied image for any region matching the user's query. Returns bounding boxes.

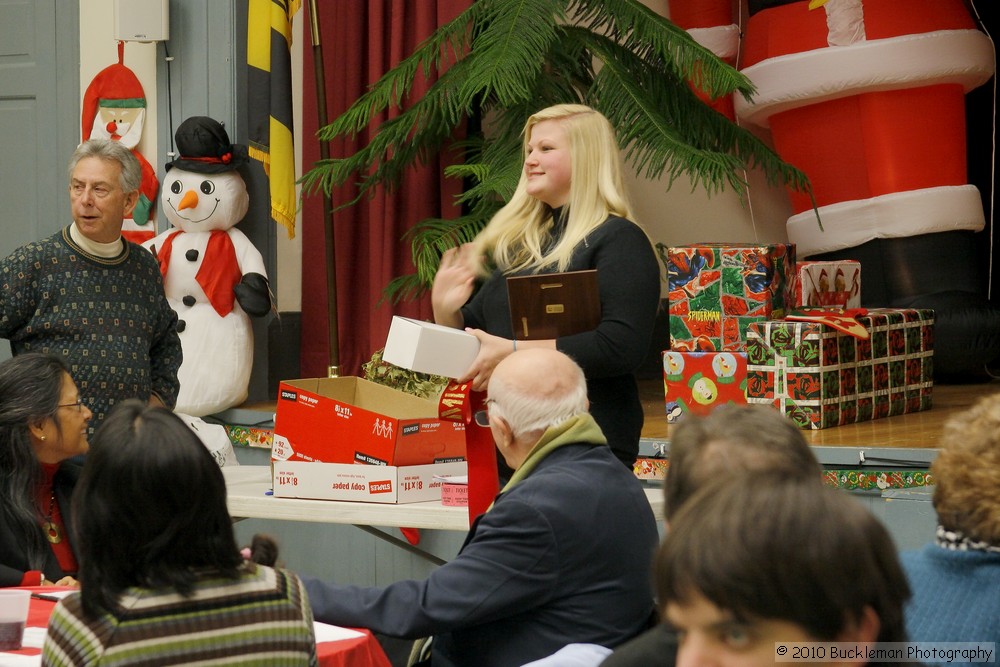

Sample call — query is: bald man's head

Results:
[486,349,590,466]
[492,348,584,403]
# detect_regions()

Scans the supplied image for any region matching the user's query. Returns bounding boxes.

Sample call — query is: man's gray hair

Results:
[69,139,142,193]
[488,358,588,440]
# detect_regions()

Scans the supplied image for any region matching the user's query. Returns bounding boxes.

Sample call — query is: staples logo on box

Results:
[280,389,297,401]
[402,424,420,436]
[369,480,393,494]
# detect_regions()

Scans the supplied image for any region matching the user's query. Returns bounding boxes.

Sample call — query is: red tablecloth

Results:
[4,587,391,667]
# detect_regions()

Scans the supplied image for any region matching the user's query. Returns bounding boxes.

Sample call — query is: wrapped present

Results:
[224,423,274,449]
[795,260,861,309]
[663,350,748,423]
[665,243,796,351]
[746,309,934,429]
[633,457,669,481]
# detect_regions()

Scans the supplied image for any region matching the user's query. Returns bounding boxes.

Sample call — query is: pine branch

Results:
[406,213,495,285]
[463,0,568,106]
[304,0,818,304]
[571,0,754,101]
[316,4,479,139]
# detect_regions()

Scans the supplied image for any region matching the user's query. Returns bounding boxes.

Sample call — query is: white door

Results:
[0,1,79,360]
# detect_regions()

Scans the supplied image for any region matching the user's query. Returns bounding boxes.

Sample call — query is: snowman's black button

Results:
[176,320,187,333]
[182,295,197,307]
[186,249,199,262]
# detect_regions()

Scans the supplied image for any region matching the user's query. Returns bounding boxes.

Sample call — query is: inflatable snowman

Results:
[144,117,272,416]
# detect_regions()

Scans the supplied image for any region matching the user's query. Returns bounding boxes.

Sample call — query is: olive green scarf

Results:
[497,413,608,499]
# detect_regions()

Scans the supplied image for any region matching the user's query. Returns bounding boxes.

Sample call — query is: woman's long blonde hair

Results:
[474,104,635,273]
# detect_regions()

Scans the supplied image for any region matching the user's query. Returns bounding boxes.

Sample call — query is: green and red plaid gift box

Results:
[745,308,934,429]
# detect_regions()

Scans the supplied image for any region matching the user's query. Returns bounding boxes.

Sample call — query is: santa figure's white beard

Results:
[822,0,866,47]
[89,108,146,149]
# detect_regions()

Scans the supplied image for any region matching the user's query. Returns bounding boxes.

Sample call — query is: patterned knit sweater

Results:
[0,226,181,427]
[42,565,317,666]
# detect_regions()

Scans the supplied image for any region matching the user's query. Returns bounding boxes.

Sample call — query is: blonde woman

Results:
[433,104,660,468]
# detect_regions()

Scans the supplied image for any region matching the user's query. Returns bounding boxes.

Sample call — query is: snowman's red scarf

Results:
[156,230,243,317]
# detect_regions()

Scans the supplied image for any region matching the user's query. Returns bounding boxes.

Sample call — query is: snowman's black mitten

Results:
[234,272,272,317]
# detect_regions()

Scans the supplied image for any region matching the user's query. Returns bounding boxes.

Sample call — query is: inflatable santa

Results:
[144,117,273,416]
[667,0,740,119]
[730,0,1000,379]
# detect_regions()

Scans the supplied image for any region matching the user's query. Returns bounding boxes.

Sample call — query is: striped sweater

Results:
[41,565,317,666]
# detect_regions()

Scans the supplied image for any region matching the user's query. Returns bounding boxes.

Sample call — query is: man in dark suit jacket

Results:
[303,349,659,667]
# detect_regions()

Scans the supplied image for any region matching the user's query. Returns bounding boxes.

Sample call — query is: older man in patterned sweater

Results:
[0,140,181,429]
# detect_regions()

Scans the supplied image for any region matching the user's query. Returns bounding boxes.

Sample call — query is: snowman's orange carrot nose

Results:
[178,190,199,210]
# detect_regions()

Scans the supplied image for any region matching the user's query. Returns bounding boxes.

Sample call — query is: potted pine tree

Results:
[301,0,812,301]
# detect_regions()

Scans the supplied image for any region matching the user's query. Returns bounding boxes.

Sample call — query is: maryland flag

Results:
[247,0,301,239]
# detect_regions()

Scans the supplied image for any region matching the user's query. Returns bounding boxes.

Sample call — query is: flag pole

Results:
[307,0,339,378]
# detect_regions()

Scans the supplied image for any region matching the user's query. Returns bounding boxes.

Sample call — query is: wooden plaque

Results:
[506,270,601,340]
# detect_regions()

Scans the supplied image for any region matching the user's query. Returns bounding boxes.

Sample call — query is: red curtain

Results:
[300,0,470,378]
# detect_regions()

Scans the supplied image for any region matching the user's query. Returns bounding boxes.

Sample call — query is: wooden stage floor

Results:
[638,378,1000,450]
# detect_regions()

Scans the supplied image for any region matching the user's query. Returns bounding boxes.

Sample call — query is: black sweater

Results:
[461,215,661,465]
[0,461,82,586]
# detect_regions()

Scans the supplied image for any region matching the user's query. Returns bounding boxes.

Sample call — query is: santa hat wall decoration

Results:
[81,59,146,147]
[80,41,159,244]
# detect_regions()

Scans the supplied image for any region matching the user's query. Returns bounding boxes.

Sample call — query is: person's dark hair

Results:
[657,478,910,651]
[0,353,70,570]
[73,400,242,616]
[246,533,280,567]
[664,404,823,519]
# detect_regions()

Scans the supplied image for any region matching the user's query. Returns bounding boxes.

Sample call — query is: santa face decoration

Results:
[162,170,249,233]
[90,105,146,149]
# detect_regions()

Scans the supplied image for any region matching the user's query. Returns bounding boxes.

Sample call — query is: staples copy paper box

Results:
[273,460,468,503]
[273,377,466,466]
[383,316,480,379]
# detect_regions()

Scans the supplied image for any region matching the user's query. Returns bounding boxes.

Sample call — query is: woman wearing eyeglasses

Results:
[0,353,91,587]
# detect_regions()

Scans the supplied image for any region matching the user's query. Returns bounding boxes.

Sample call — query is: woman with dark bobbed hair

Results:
[42,400,317,666]
[0,353,91,587]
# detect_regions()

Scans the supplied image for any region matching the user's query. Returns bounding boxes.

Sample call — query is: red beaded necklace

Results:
[42,491,62,544]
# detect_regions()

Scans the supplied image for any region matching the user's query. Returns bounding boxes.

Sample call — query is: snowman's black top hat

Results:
[167,116,248,174]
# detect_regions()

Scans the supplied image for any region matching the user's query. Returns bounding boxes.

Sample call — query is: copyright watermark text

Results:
[775,642,995,663]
